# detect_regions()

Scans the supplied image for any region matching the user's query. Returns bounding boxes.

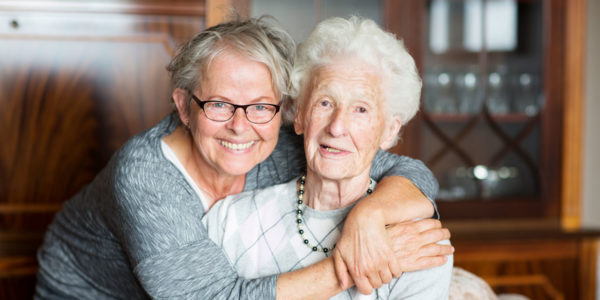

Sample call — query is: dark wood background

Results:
[0,1,207,298]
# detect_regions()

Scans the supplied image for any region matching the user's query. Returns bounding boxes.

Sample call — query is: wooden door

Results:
[0,1,206,298]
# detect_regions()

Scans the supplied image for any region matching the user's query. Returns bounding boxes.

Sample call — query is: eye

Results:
[355,106,368,113]
[319,100,332,107]
[254,105,266,111]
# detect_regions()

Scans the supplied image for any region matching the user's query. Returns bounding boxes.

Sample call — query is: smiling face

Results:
[180,49,281,178]
[294,58,401,181]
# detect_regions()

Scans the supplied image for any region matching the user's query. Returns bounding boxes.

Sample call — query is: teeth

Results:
[325,146,342,153]
[221,140,255,150]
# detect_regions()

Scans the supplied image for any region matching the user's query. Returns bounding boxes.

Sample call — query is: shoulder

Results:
[105,114,197,212]
[112,114,180,183]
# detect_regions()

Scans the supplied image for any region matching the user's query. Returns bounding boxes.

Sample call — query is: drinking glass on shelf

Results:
[512,72,540,116]
[434,71,458,114]
[486,71,510,115]
[455,70,480,114]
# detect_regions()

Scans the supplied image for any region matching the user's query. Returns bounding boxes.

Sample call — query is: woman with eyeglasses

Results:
[35,16,450,299]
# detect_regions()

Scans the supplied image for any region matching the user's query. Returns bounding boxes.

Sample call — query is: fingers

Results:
[408,255,449,271]
[333,249,351,289]
[388,256,402,278]
[395,242,454,272]
[417,243,454,259]
[419,228,451,246]
[409,218,442,233]
[386,219,442,239]
[353,256,380,294]
[379,266,393,285]
[366,273,383,291]
[354,275,374,295]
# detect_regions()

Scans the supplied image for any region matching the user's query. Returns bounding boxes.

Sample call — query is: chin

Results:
[219,160,256,177]
[312,164,352,181]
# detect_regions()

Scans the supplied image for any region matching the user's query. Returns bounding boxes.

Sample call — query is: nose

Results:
[226,107,251,133]
[327,108,348,137]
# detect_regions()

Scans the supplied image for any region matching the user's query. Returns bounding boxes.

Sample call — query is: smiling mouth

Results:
[220,140,255,150]
[321,144,343,153]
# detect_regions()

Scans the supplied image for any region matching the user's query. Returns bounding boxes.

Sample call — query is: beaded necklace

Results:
[295,175,375,253]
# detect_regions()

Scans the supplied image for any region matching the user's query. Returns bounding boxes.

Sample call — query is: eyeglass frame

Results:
[188,92,281,124]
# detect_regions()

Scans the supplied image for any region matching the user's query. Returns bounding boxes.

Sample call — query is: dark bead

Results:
[312,247,318,252]
[323,247,329,253]
[367,189,373,194]
[299,229,304,234]
[296,219,302,224]
[297,209,302,214]
[304,239,309,244]
[297,200,303,204]
[300,180,305,184]
[299,190,304,194]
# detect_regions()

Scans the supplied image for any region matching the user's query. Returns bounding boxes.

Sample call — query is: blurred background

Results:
[0,0,598,299]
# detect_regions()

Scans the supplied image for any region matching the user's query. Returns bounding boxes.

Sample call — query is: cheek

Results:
[304,114,329,140]
[353,119,386,150]
[256,118,281,142]
[194,117,220,139]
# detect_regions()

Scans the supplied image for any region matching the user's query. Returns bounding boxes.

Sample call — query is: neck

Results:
[164,126,246,208]
[303,170,371,210]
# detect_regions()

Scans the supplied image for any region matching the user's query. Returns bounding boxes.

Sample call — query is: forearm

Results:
[276,257,348,300]
[356,176,434,224]
[370,150,439,202]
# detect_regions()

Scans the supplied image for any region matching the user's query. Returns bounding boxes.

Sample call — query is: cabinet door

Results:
[389,0,565,220]
[0,2,205,298]
[0,5,204,230]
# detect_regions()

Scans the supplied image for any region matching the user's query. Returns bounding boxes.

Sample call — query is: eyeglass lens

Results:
[203,102,277,123]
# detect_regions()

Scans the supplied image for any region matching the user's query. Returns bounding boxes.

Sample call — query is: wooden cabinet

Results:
[383,0,597,299]
[0,1,210,298]
[448,221,599,300]
[387,0,568,221]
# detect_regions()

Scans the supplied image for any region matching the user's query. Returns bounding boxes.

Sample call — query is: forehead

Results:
[200,50,277,100]
[310,60,382,98]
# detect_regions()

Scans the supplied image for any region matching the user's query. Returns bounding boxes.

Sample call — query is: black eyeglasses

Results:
[189,93,280,124]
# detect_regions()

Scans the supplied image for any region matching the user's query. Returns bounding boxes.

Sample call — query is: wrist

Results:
[352,198,386,225]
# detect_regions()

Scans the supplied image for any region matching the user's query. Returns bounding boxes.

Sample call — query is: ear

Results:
[379,116,402,150]
[172,88,191,125]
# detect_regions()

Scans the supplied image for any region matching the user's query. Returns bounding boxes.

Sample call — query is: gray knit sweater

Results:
[35,113,438,300]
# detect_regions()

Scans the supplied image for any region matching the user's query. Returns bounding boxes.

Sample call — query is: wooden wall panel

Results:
[0,1,208,298]
[0,9,204,224]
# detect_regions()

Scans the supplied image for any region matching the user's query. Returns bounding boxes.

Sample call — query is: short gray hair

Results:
[290,16,421,126]
[167,16,295,112]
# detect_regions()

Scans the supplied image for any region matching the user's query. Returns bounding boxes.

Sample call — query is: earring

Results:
[185,120,191,131]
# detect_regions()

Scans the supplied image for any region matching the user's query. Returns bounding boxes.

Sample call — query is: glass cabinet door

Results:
[420,0,546,215]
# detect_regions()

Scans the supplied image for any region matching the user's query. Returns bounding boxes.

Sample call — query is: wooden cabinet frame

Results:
[384,0,586,225]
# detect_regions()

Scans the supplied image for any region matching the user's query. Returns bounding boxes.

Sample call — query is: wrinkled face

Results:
[295,59,394,181]
[187,50,281,177]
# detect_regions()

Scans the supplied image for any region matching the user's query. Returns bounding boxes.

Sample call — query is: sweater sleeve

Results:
[370,149,440,218]
[386,240,453,299]
[107,162,277,300]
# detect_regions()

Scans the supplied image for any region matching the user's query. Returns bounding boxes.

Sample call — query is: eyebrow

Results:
[202,95,278,104]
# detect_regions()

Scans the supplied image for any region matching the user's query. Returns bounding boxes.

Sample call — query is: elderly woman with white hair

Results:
[203,16,453,299]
